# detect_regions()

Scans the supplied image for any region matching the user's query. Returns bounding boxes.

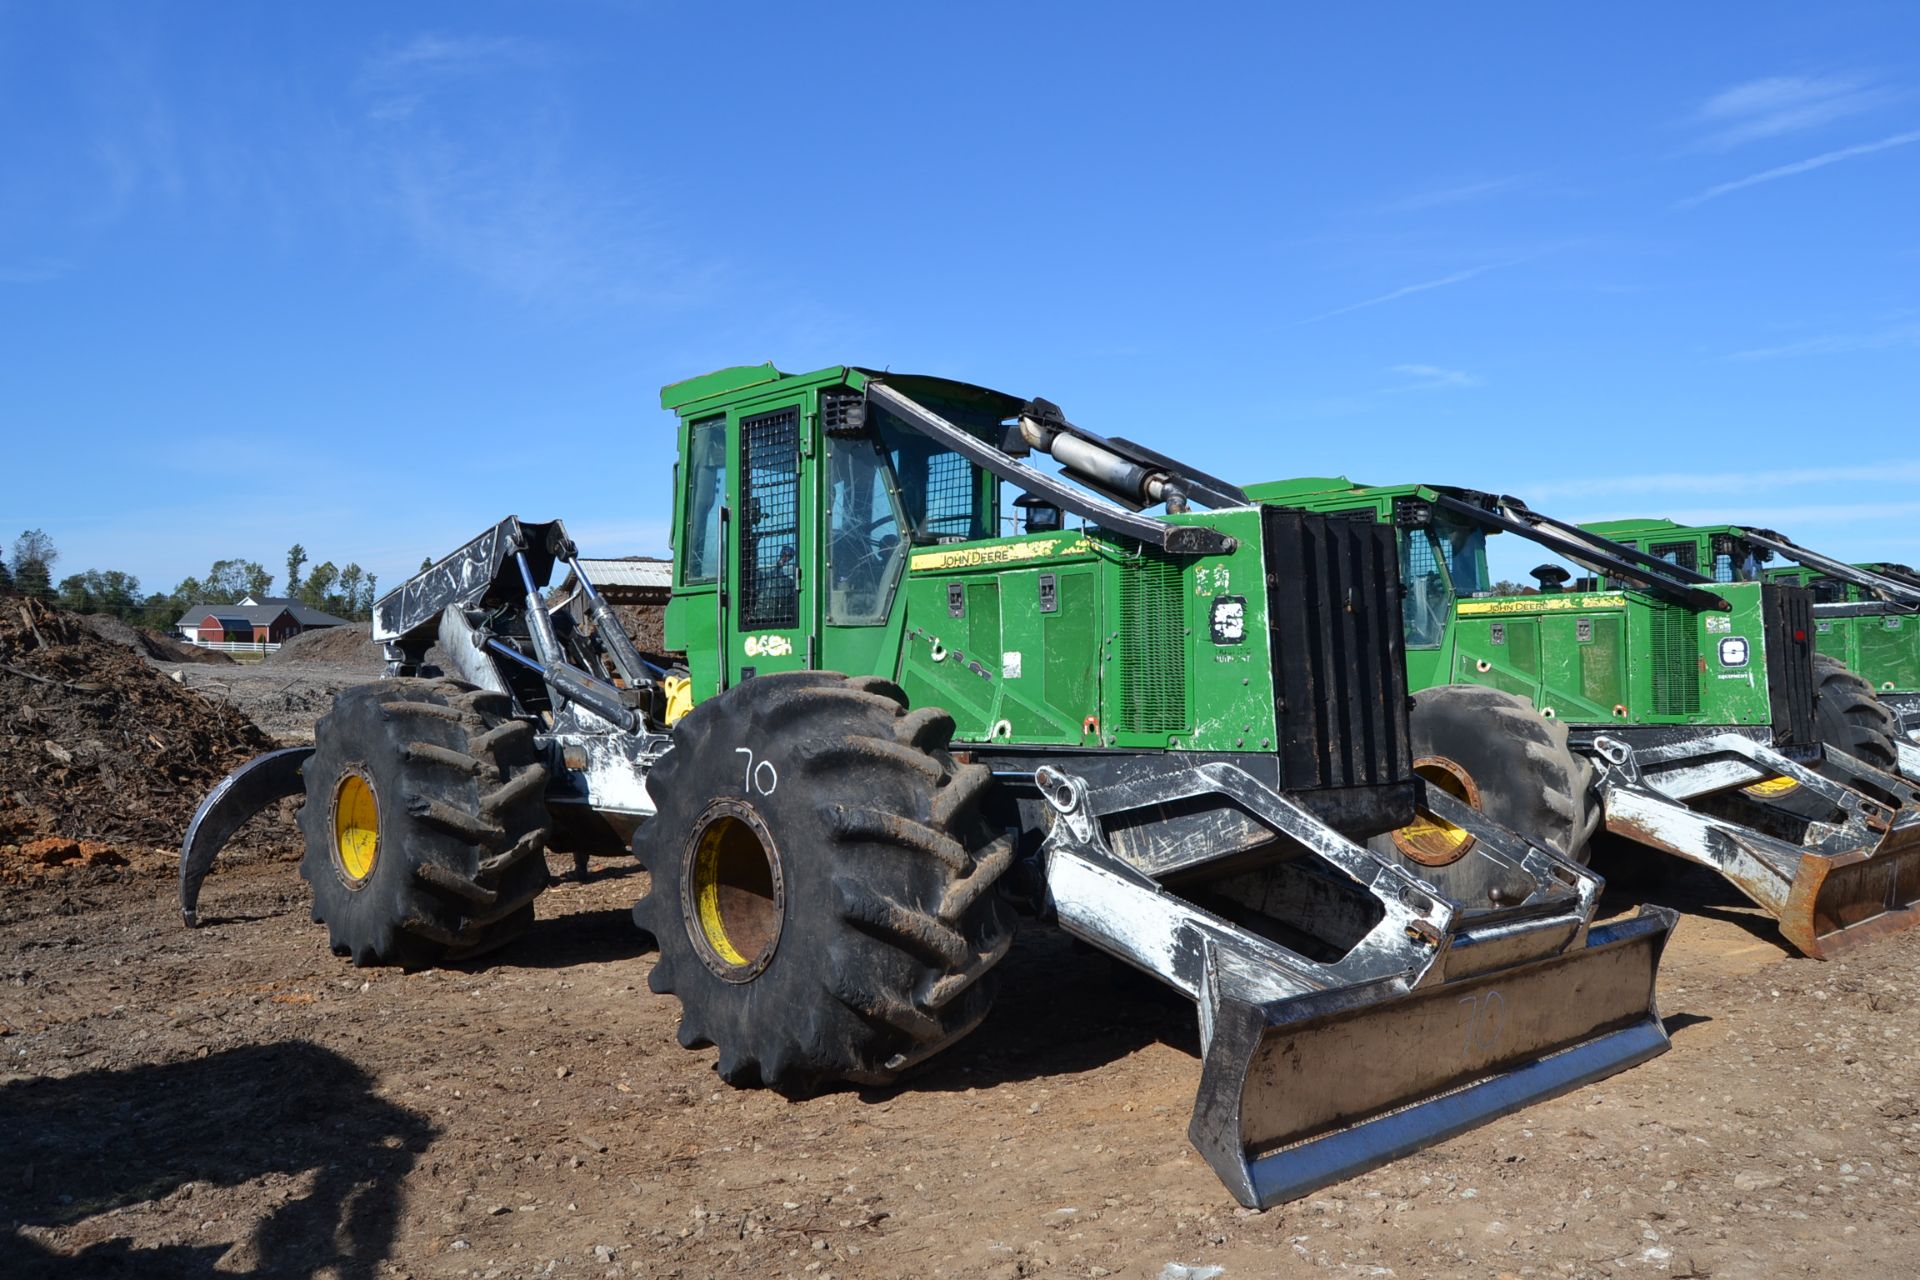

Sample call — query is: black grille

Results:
[739,408,800,630]
[1118,550,1187,733]
[1648,605,1701,715]
[1762,583,1818,749]
[1262,507,1411,790]
[821,389,865,435]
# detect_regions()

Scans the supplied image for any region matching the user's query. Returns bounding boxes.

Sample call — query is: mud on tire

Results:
[633,671,1015,1094]
[298,679,552,968]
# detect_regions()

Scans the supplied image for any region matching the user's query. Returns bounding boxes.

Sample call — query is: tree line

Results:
[2,529,379,631]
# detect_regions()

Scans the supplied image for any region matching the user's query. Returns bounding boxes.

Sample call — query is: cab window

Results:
[1399,515,1488,649]
[681,418,725,584]
[825,433,907,625]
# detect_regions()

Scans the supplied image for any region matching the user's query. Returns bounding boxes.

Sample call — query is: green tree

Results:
[55,573,93,613]
[56,569,141,618]
[285,543,307,596]
[0,553,12,592]
[302,560,339,611]
[201,558,272,603]
[12,529,57,597]
[336,564,364,616]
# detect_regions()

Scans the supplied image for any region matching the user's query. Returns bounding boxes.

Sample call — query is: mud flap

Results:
[1189,906,1675,1208]
[178,747,314,927]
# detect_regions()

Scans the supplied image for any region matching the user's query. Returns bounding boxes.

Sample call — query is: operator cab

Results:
[663,366,1008,694]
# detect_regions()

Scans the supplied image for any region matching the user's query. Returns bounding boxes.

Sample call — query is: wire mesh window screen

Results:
[920,452,976,539]
[1649,540,1698,572]
[739,408,801,630]
[1399,530,1447,649]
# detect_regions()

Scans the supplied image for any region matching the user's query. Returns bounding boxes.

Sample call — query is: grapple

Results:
[1592,732,1920,959]
[178,746,314,926]
[1032,762,1673,1209]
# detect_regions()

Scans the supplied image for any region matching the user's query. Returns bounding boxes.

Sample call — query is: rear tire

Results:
[299,679,552,968]
[1370,685,1599,903]
[634,671,1014,1093]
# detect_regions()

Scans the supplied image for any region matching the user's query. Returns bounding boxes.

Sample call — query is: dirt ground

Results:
[5,602,1918,1277]
[2,834,1917,1280]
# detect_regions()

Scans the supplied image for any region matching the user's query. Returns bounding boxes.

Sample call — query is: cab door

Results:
[724,402,813,683]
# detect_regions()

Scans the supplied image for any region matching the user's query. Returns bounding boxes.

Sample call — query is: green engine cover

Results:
[1249,479,1792,731]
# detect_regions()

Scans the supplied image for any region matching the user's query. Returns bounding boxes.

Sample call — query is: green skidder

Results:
[1253,478,1920,958]
[1585,518,1920,777]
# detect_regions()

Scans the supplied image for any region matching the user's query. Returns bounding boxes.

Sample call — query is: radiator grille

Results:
[1648,605,1701,715]
[1117,551,1187,733]
[1263,507,1411,789]
[1762,583,1817,748]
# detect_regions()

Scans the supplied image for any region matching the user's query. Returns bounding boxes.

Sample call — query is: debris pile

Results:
[265,623,385,670]
[0,597,277,877]
[79,611,234,665]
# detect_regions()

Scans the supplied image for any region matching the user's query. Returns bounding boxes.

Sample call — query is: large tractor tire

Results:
[1371,685,1600,903]
[634,671,1015,1094]
[298,679,553,968]
[1763,655,1903,819]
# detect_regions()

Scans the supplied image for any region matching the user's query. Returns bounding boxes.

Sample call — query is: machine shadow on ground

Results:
[885,927,1198,1098]
[493,901,659,971]
[0,1041,434,1280]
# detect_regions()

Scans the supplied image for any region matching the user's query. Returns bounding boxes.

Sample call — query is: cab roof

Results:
[659,362,1026,424]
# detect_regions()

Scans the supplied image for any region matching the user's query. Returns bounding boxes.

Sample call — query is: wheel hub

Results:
[1391,756,1481,866]
[332,771,380,887]
[682,799,785,982]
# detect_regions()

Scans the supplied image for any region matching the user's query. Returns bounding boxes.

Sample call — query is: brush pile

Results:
[0,597,276,878]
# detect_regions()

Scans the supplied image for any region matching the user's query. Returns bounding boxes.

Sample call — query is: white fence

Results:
[185,638,283,654]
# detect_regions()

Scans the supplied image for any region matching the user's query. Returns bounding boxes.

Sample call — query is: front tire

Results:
[298,679,552,968]
[634,671,1014,1093]
[1371,685,1599,903]
[1765,655,1903,818]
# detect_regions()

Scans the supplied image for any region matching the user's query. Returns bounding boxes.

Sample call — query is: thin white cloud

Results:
[1375,177,1527,215]
[1677,128,1920,207]
[364,34,537,80]
[1386,363,1483,392]
[1693,74,1894,149]
[1598,500,1920,529]
[1302,265,1496,323]
[1730,323,1920,360]
[1525,460,1920,502]
[358,35,547,123]
[349,34,723,307]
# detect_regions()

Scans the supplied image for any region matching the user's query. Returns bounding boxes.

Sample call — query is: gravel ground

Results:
[159,660,372,745]
[2,846,1917,1279]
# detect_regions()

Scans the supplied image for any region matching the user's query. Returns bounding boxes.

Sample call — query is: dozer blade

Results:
[1776,823,1920,959]
[1030,761,1675,1208]
[178,747,314,927]
[1189,907,1674,1208]
[1592,733,1920,959]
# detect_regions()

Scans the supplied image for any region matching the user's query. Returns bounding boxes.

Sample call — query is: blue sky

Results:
[4,2,1917,596]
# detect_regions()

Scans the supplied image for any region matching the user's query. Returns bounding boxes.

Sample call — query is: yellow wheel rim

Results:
[333,772,379,885]
[683,801,784,982]
[662,674,694,725]
[1743,775,1801,799]
[1391,757,1479,866]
